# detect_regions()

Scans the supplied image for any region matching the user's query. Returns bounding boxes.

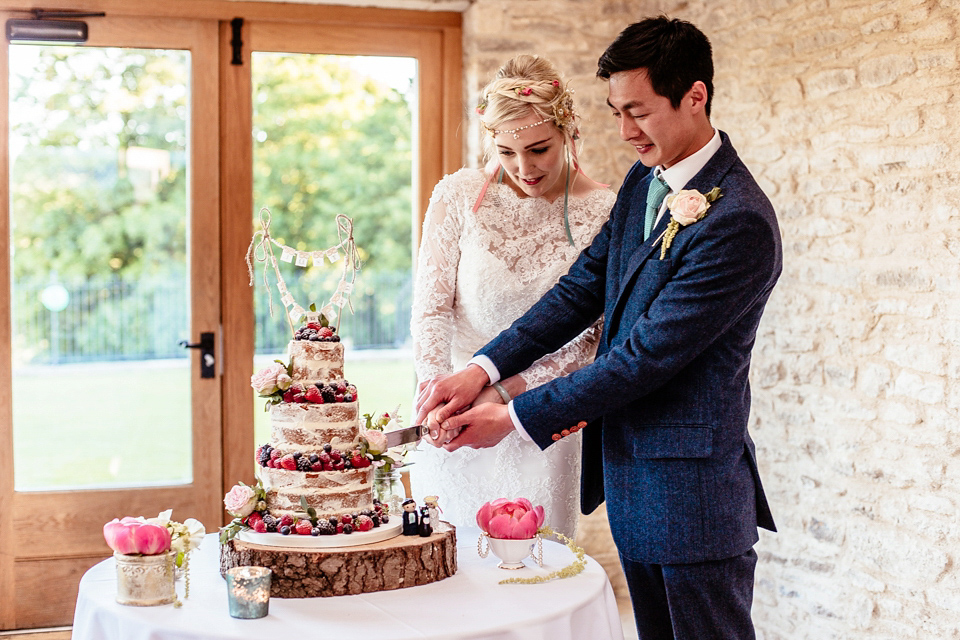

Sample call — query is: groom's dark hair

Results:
[597,16,714,118]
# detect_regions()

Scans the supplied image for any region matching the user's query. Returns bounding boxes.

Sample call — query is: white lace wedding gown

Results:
[409,168,616,538]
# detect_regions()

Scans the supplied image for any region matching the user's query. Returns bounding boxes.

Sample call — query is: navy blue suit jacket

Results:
[478,132,781,564]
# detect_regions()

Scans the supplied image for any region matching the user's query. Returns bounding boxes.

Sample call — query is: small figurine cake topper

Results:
[418,506,433,537]
[401,498,419,536]
[424,495,441,530]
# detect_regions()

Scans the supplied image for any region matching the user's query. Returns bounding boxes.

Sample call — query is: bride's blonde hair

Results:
[476,55,579,157]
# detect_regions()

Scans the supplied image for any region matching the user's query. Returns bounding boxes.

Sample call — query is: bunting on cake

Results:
[245,207,361,333]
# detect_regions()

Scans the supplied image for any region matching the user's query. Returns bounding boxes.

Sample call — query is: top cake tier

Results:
[288,341,344,386]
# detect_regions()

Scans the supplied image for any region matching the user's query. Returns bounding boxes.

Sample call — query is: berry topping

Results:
[354,515,374,532]
[295,520,313,535]
[279,455,297,471]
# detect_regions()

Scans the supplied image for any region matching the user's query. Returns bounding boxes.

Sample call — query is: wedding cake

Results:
[222,211,456,597]
[254,325,380,528]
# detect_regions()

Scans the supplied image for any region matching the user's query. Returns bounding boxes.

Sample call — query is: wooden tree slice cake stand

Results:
[220,524,457,598]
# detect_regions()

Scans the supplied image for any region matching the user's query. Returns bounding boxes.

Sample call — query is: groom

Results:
[416,16,781,640]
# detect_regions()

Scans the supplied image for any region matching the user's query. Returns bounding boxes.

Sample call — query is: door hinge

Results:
[230,18,243,65]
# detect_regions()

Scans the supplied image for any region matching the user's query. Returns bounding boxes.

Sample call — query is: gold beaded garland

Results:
[497,526,588,585]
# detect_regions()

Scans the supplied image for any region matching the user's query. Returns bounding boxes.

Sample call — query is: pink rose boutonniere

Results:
[658,187,722,259]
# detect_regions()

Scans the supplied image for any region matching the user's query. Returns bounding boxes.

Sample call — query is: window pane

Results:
[251,54,416,443]
[9,45,193,490]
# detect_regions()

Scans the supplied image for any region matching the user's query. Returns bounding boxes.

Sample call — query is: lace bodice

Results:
[409,168,615,537]
[412,168,615,382]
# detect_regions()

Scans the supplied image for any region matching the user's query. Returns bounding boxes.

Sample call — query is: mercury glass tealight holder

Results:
[226,566,272,618]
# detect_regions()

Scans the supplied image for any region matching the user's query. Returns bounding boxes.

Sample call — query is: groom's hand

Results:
[415,364,489,437]
[437,403,515,451]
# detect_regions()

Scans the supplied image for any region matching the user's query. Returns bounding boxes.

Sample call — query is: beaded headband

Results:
[492,117,553,139]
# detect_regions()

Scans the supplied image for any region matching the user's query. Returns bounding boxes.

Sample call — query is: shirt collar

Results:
[656,129,722,194]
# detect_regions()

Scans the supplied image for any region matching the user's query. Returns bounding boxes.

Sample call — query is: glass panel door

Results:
[9,44,193,491]
[0,15,221,629]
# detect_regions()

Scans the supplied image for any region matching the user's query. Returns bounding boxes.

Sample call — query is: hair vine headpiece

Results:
[492,117,553,139]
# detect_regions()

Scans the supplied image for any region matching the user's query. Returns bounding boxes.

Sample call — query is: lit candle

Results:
[226,566,272,618]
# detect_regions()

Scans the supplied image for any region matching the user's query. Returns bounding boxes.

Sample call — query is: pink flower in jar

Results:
[103,517,172,555]
[476,498,545,539]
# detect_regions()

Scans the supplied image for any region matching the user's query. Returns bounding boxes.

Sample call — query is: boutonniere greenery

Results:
[656,187,722,259]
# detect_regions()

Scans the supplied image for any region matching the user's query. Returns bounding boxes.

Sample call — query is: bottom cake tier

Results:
[220,523,457,598]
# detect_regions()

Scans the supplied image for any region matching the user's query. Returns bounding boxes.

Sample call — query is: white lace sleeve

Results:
[516,318,603,390]
[411,177,462,381]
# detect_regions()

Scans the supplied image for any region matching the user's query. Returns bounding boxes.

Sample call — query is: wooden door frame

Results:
[0,12,223,630]
[0,0,461,630]
[219,12,462,512]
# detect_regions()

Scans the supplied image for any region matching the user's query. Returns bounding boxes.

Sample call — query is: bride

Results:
[409,54,615,537]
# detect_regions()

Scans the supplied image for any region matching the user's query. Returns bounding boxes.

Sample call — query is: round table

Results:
[73,530,625,640]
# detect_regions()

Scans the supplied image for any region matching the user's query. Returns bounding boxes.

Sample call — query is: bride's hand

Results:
[422,404,462,447]
[471,385,504,407]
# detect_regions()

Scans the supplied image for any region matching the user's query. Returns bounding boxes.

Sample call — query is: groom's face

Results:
[606,68,706,169]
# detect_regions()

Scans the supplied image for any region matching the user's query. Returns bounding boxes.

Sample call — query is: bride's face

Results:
[493,113,567,202]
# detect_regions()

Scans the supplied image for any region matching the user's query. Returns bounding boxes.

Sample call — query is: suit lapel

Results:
[616,211,671,302]
[608,132,740,338]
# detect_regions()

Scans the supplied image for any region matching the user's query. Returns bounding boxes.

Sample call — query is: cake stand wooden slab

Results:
[220,523,457,598]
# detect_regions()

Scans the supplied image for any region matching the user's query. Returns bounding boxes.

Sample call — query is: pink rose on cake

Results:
[250,361,292,396]
[223,484,259,519]
[476,498,545,539]
[360,428,389,455]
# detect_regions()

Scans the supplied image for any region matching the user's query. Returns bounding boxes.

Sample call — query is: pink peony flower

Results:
[476,498,545,539]
[223,484,258,518]
[250,362,288,395]
[103,517,172,555]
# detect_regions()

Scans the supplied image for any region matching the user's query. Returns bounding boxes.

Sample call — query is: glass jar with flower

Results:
[362,408,410,515]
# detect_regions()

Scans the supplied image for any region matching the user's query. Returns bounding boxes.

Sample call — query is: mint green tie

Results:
[644,174,671,241]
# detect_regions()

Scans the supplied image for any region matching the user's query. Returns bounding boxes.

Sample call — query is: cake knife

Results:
[384,424,428,448]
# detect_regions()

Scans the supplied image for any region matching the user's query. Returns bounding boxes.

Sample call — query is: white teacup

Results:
[479,535,538,570]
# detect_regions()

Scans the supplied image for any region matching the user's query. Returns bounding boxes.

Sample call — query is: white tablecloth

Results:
[73,530,624,640]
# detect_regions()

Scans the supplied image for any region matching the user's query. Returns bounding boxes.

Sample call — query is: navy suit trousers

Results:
[619,548,758,640]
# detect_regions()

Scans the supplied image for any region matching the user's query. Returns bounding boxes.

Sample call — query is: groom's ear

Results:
[685,80,710,116]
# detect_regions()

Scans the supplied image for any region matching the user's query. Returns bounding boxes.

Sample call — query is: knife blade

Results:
[384,424,427,448]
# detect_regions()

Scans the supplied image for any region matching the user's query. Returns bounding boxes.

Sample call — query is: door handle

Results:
[179,332,215,378]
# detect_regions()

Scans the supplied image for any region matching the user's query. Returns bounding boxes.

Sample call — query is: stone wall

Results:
[288,0,960,635]
[462,1,960,639]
